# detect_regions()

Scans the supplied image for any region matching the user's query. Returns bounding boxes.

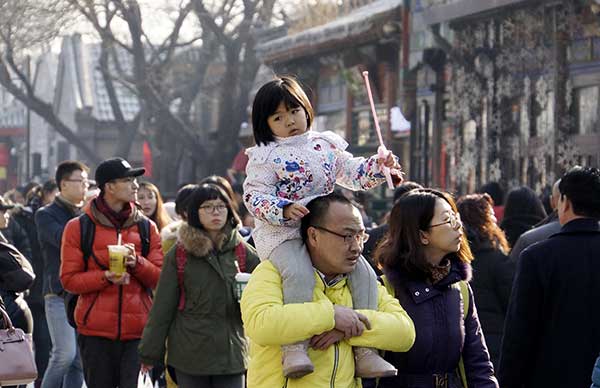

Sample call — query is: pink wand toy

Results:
[362,71,398,189]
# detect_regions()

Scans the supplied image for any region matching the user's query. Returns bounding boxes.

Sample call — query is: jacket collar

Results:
[553,218,600,237]
[54,194,82,216]
[178,223,237,258]
[315,271,347,292]
[386,257,472,305]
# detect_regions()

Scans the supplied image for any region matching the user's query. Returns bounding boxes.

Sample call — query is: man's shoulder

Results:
[252,260,281,280]
[519,221,561,244]
[521,223,599,261]
[37,201,71,220]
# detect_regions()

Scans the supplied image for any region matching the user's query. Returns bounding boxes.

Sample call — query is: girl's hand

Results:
[310,329,345,350]
[377,150,400,169]
[283,203,310,220]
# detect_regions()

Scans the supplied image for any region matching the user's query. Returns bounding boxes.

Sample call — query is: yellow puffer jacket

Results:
[241,261,416,388]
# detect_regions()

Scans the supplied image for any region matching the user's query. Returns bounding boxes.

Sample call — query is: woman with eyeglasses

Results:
[374,189,498,388]
[138,184,260,388]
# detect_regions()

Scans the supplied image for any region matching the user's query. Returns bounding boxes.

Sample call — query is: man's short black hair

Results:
[55,160,89,189]
[300,192,353,243]
[558,166,600,219]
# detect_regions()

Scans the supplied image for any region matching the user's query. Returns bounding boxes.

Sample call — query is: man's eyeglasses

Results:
[199,204,228,213]
[430,212,462,229]
[65,179,89,185]
[312,225,369,245]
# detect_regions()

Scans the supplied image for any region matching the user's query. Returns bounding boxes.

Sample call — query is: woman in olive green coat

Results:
[139,184,259,388]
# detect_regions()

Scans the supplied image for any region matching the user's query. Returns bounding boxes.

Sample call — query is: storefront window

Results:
[576,86,600,134]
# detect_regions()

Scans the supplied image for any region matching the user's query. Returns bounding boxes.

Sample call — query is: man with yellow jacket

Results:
[241,192,415,387]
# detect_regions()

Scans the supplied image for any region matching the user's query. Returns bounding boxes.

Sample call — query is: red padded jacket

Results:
[60,202,163,340]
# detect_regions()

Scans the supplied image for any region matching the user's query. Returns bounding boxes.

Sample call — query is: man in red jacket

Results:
[60,157,163,388]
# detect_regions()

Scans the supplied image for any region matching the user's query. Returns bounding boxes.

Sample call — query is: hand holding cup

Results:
[105,271,130,285]
[123,243,137,268]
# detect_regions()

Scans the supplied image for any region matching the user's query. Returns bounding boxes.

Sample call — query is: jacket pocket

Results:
[82,292,100,325]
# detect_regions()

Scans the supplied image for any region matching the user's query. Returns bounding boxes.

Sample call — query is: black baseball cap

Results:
[95,157,145,188]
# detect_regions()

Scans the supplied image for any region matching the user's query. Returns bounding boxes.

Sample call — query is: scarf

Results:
[94,194,132,228]
[429,258,451,284]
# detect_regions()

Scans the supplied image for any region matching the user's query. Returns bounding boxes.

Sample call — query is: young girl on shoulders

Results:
[243,76,401,379]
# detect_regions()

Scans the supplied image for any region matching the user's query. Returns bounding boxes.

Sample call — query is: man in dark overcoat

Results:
[499,166,600,388]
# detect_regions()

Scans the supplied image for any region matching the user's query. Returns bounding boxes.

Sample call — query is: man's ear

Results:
[104,182,114,195]
[307,226,318,245]
[561,195,573,215]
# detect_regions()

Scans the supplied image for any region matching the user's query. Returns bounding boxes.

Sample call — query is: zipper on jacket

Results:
[83,292,100,325]
[330,342,339,388]
[115,227,123,340]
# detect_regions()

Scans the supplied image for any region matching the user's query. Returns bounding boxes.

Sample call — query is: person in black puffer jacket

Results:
[0,196,35,335]
[500,186,546,248]
[12,181,58,385]
[457,193,515,369]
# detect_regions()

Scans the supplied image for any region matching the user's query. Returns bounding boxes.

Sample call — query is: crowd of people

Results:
[0,75,599,388]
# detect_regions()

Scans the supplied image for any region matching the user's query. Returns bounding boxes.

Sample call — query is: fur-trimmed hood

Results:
[177,223,237,258]
[161,220,183,242]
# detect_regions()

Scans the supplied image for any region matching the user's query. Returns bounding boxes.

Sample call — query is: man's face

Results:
[307,202,367,278]
[550,180,561,211]
[61,169,89,203]
[105,177,139,204]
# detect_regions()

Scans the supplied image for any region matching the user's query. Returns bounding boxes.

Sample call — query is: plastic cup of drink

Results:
[108,245,129,276]
[234,273,251,301]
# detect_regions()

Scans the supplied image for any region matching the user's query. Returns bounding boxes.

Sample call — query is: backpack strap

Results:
[235,242,246,273]
[79,214,94,268]
[380,274,395,297]
[137,218,151,258]
[79,214,107,271]
[175,243,187,311]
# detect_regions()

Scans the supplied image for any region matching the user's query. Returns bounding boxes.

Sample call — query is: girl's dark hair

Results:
[457,193,509,254]
[187,184,240,231]
[175,184,199,218]
[479,182,505,206]
[503,186,547,220]
[138,182,172,231]
[375,189,472,281]
[252,76,315,146]
[199,175,238,209]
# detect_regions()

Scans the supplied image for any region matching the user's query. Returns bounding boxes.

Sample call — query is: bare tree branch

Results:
[0,57,102,163]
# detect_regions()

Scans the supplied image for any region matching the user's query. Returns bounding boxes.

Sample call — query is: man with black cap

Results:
[60,157,163,388]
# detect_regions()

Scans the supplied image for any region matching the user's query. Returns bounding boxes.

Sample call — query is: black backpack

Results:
[64,214,151,328]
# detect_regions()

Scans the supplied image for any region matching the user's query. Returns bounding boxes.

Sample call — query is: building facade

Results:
[414,0,600,194]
